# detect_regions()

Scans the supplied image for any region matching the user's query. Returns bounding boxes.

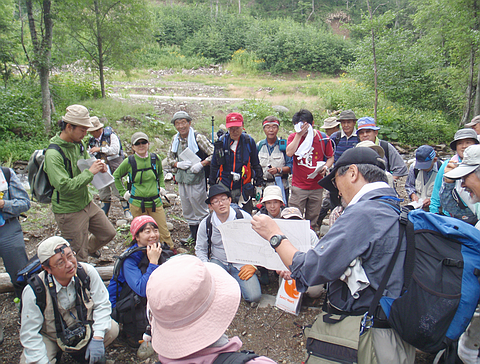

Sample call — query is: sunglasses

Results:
[134,140,148,146]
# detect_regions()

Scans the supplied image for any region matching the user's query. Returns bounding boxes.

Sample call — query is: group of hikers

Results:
[1,103,480,364]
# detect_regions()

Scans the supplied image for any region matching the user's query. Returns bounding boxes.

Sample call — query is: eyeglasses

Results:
[175,120,190,126]
[331,176,337,189]
[51,251,77,269]
[210,197,230,206]
[134,140,148,146]
[264,125,278,130]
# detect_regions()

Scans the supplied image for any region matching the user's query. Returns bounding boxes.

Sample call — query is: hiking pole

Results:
[211,116,215,143]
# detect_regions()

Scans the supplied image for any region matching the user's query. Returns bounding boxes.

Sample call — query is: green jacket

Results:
[113,153,165,209]
[44,134,94,214]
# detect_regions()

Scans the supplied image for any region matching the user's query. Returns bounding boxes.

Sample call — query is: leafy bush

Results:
[140,45,213,69]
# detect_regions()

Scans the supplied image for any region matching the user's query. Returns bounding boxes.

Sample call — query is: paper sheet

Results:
[179,147,201,164]
[407,198,424,209]
[217,219,311,271]
[77,158,114,190]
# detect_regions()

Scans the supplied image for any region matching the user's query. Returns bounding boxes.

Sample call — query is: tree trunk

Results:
[366,0,378,121]
[475,61,480,117]
[461,47,476,126]
[94,0,106,98]
[216,0,219,19]
[238,0,241,14]
[26,0,53,134]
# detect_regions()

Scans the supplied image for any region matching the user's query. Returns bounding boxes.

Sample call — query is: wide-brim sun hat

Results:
[87,116,104,132]
[444,144,480,179]
[63,104,93,128]
[355,140,385,158]
[320,117,340,130]
[450,128,479,151]
[131,132,149,145]
[261,185,284,204]
[146,255,241,359]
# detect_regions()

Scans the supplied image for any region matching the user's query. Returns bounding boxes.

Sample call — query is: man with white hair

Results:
[19,236,118,364]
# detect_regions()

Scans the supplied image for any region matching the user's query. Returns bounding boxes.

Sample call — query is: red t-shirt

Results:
[287,130,334,190]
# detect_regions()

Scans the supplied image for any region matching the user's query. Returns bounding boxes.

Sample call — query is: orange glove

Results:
[238,265,257,280]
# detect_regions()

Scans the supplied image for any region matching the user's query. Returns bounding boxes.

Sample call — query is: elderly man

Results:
[356,117,407,180]
[257,116,292,204]
[19,236,118,364]
[87,116,131,219]
[44,105,116,262]
[252,147,415,363]
[195,184,262,307]
[444,144,480,364]
[319,116,340,137]
[466,115,480,141]
[166,111,213,243]
[286,109,334,228]
[210,113,263,214]
[330,109,359,161]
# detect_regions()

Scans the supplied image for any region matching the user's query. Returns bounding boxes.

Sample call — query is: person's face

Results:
[358,129,378,142]
[44,247,78,283]
[472,124,480,135]
[263,124,279,140]
[132,139,149,155]
[462,172,480,203]
[66,124,89,143]
[340,120,355,136]
[209,194,231,214]
[456,139,477,159]
[325,126,339,137]
[228,126,243,141]
[333,165,356,205]
[265,200,282,217]
[421,158,437,172]
[174,119,191,138]
[136,223,160,247]
[89,128,103,139]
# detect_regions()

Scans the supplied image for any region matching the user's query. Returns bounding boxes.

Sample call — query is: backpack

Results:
[205,206,243,259]
[88,126,124,158]
[364,208,480,355]
[16,254,43,290]
[27,144,72,204]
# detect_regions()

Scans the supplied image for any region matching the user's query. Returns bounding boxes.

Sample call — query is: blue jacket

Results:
[209,132,263,191]
[108,243,159,308]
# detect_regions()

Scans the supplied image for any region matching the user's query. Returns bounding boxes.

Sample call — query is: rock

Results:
[166,193,177,201]
[116,219,128,227]
[320,225,330,237]
[176,247,189,254]
[164,172,174,181]
[166,222,174,231]
[272,105,289,113]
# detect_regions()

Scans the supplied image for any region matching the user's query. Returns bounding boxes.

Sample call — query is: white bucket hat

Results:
[62,105,93,128]
[261,185,284,204]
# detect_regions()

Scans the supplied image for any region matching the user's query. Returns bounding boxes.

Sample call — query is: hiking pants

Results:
[289,186,323,227]
[54,201,116,262]
[178,181,209,226]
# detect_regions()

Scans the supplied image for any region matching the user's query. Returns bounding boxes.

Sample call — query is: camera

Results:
[61,322,87,348]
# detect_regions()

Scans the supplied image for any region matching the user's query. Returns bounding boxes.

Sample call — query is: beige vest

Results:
[39,264,94,346]
[415,170,437,200]
[258,140,289,189]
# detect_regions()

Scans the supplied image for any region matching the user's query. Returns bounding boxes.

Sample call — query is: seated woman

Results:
[108,215,169,347]
[145,255,276,364]
[113,132,174,249]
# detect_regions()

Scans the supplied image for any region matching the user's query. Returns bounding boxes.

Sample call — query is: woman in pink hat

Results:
[146,255,277,364]
[107,215,173,347]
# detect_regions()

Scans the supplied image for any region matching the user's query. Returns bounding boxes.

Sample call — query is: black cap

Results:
[319,148,386,205]
[205,184,232,204]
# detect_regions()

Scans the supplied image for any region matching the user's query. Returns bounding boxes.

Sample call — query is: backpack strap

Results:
[27,274,47,315]
[213,351,259,364]
[112,246,147,300]
[47,144,72,204]
[207,207,244,259]
[379,140,390,170]
[1,166,11,185]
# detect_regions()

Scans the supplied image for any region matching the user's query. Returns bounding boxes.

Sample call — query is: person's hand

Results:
[176,160,192,170]
[295,122,309,137]
[90,147,101,154]
[84,338,105,364]
[276,270,292,280]
[458,333,480,364]
[239,265,257,280]
[0,199,5,209]
[190,162,203,174]
[410,193,419,202]
[444,162,458,183]
[159,187,167,196]
[422,198,431,208]
[88,160,106,175]
[123,191,131,201]
[251,214,283,241]
[267,166,279,175]
[147,242,162,264]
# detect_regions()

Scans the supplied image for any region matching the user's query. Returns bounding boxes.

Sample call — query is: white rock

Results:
[116,219,128,227]
[166,193,177,201]
[166,222,174,231]
[164,172,174,181]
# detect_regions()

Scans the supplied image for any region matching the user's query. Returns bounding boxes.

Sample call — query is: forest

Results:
[0,0,478,162]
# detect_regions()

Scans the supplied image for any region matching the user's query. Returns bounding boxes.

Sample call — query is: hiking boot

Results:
[89,250,101,259]
[101,201,111,216]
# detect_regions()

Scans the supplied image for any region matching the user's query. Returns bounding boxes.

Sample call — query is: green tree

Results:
[57,0,150,98]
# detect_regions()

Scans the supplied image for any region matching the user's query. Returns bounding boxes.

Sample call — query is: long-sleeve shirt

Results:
[20,263,111,364]
[404,162,440,199]
[376,138,408,177]
[0,168,30,219]
[89,132,121,160]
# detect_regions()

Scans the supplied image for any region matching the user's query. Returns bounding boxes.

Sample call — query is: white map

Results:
[217,219,311,271]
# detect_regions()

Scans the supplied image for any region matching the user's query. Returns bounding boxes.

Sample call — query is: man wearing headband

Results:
[44,105,116,262]
[257,116,292,204]
[19,236,118,364]
[252,148,415,363]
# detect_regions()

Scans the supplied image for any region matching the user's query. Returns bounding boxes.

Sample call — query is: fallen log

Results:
[0,265,114,294]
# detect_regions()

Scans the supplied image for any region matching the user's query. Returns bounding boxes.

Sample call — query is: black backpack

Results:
[205,206,243,259]
[27,144,72,204]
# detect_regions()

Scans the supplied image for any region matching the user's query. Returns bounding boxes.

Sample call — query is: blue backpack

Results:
[365,208,480,354]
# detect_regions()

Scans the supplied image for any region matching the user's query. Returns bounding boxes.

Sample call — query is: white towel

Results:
[294,123,314,160]
[339,258,370,299]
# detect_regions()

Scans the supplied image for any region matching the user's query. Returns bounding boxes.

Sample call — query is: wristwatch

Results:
[269,234,287,249]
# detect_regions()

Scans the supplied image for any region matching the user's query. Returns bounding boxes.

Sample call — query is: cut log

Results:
[0,265,114,294]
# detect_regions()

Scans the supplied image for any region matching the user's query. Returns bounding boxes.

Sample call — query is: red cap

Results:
[130,215,157,238]
[226,113,244,128]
